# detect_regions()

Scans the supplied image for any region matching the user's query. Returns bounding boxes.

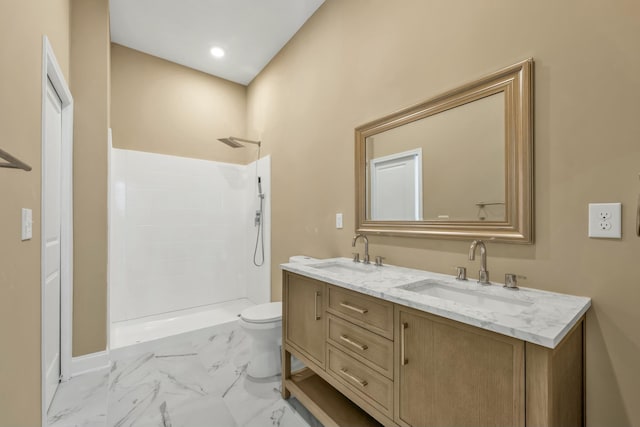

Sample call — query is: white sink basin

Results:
[309,261,377,275]
[398,280,531,315]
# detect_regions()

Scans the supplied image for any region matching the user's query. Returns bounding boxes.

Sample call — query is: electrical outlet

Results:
[599,211,611,220]
[336,213,343,229]
[599,221,612,231]
[588,203,621,238]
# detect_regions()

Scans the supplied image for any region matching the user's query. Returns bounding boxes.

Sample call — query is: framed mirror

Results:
[355,59,533,243]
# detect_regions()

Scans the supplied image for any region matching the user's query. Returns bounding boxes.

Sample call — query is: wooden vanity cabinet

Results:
[282,271,585,427]
[283,274,394,427]
[525,320,585,427]
[395,305,525,427]
[283,273,326,367]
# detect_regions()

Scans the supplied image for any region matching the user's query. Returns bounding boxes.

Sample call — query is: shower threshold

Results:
[110,298,255,349]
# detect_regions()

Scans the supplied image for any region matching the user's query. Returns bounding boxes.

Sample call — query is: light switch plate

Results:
[22,208,32,241]
[588,203,621,238]
[336,213,343,229]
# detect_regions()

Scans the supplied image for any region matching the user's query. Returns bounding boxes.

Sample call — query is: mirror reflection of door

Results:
[370,148,423,220]
[365,92,505,222]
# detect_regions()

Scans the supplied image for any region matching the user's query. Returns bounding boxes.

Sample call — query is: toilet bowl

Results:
[238,302,283,378]
[239,255,315,378]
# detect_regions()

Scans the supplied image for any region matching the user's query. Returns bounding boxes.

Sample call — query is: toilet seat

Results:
[240,302,282,324]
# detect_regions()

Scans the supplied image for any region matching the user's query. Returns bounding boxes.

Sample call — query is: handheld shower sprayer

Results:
[253,175,265,266]
[217,135,265,267]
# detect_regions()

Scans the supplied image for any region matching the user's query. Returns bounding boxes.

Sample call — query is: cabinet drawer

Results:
[328,315,393,379]
[327,285,394,339]
[327,345,394,417]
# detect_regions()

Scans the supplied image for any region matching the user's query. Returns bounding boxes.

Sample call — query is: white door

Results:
[44,78,63,410]
[370,149,423,220]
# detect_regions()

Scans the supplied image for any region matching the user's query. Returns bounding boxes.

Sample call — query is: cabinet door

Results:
[284,273,326,367]
[395,306,524,427]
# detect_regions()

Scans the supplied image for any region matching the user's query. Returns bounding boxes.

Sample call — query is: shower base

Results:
[110,298,255,349]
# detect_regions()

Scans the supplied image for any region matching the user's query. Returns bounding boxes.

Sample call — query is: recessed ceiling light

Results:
[210,46,225,58]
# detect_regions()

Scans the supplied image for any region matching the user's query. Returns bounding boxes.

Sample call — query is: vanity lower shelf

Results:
[285,368,382,427]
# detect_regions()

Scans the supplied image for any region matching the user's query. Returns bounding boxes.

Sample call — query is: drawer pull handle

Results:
[339,335,368,351]
[314,291,321,320]
[340,302,368,314]
[401,322,408,366]
[339,368,368,387]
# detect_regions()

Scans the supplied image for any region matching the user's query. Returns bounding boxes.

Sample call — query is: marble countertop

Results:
[281,257,591,349]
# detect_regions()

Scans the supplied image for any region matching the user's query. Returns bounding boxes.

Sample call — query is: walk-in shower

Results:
[218,136,265,267]
[109,146,271,349]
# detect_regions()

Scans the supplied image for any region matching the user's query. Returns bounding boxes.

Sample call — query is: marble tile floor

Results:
[48,321,320,427]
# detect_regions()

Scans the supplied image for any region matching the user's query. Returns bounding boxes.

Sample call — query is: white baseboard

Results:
[70,350,110,378]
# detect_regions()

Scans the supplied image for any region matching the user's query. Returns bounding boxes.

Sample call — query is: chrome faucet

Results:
[352,233,370,264]
[468,240,490,285]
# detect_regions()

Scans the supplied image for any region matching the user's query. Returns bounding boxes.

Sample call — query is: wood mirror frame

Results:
[355,59,533,243]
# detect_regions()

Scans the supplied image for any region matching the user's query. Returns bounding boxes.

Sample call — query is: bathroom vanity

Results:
[280,258,591,427]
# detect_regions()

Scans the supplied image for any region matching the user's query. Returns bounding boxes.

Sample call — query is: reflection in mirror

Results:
[368,148,423,220]
[366,92,505,222]
[355,58,533,243]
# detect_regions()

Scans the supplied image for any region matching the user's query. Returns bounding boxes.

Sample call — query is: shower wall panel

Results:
[110,149,258,322]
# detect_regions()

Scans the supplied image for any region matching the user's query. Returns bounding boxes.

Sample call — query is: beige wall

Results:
[70,0,110,356]
[111,44,249,164]
[3,0,636,424]
[0,1,70,424]
[247,1,640,425]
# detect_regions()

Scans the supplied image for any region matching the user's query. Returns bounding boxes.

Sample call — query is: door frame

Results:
[41,35,74,423]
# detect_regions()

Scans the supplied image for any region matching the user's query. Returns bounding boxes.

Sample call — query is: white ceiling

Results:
[109,0,325,86]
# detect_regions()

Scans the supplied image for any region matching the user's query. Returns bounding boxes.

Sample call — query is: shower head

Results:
[217,136,261,148]
[218,137,244,148]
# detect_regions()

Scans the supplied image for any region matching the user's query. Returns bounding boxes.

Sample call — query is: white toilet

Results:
[238,301,283,378]
[239,255,314,378]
